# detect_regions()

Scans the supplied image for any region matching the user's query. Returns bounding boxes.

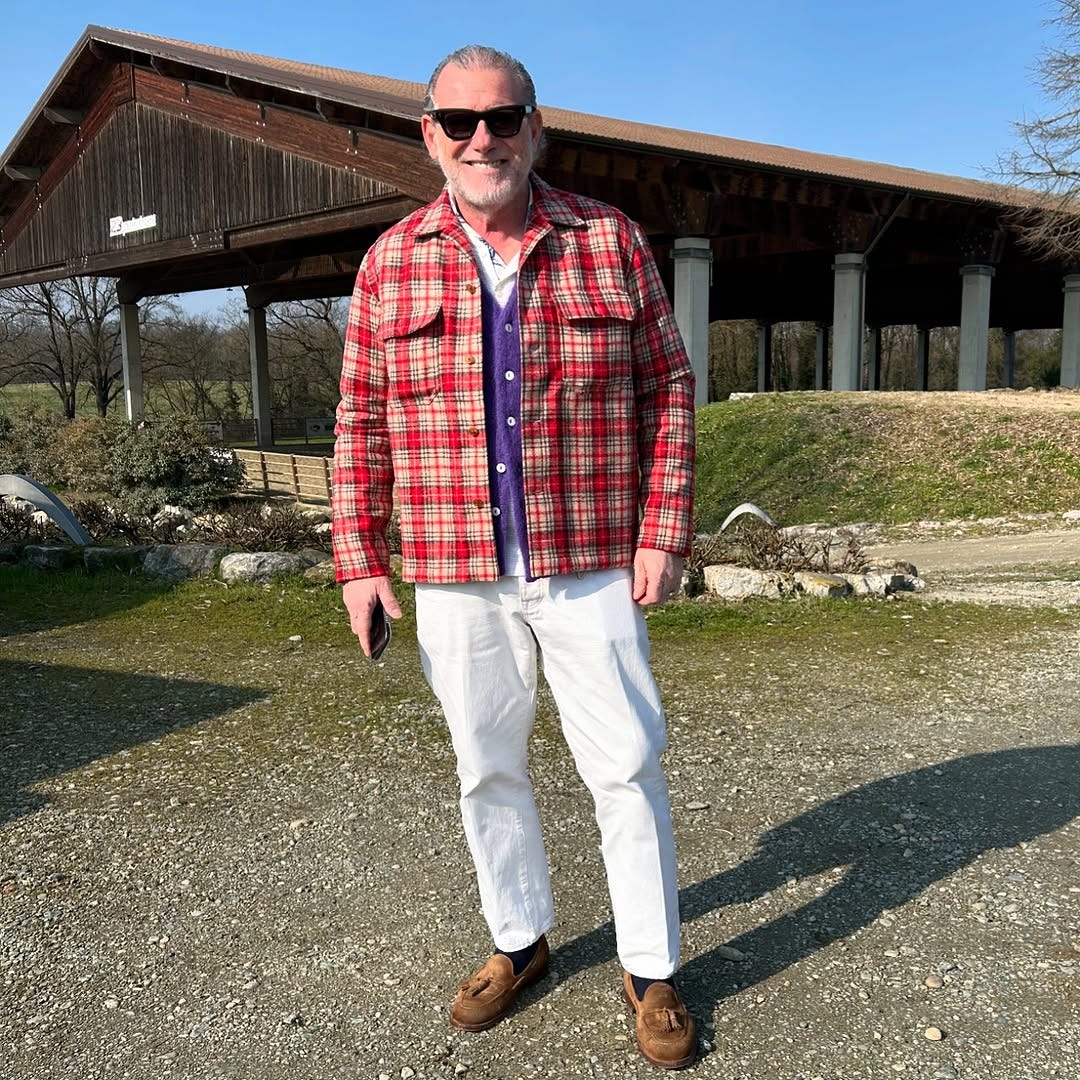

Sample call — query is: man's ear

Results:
[421,114,439,160]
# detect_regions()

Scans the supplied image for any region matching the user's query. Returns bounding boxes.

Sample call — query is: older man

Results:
[333,45,697,1069]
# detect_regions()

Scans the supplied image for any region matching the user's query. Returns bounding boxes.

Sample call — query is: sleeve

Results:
[626,222,697,557]
[331,254,395,582]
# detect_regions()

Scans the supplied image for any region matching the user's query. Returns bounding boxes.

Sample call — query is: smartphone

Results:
[369,597,391,661]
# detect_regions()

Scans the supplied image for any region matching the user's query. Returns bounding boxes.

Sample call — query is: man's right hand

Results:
[342,576,403,656]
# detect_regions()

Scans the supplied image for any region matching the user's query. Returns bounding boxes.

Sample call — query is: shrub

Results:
[50,416,119,492]
[108,417,245,515]
[190,500,324,552]
[0,404,62,485]
[0,498,64,546]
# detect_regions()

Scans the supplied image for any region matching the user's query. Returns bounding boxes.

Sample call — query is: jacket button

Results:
[472,499,485,509]
[465,355,477,365]
[467,427,480,436]
[465,284,477,294]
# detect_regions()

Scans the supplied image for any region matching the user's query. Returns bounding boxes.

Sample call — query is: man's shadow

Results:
[552,746,1080,1014]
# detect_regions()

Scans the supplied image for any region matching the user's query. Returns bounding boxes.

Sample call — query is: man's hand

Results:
[342,576,403,656]
[632,548,684,606]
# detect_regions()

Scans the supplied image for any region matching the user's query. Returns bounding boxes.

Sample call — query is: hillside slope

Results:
[694,390,1080,530]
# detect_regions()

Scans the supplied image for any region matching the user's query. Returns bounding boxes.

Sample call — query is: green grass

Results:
[694,393,1080,528]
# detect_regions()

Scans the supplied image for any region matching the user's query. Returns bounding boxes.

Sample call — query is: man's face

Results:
[422,63,543,214]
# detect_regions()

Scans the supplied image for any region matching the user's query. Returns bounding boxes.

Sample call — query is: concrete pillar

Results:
[247,305,273,448]
[958,264,995,390]
[756,320,772,392]
[867,326,882,391]
[1061,275,1080,387]
[119,302,144,423]
[814,324,829,390]
[672,237,712,406]
[915,326,931,391]
[1002,329,1016,389]
[831,253,865,390]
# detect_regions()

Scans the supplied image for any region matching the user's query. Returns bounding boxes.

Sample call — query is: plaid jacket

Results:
[333,175,695,584]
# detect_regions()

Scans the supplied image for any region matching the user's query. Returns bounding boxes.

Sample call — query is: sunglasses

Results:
[425,104,536,141]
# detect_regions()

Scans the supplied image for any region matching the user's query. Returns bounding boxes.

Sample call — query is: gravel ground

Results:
[2,578,1078,1080]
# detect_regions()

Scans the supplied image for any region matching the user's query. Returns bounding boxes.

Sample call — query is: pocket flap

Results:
[377,300,442,342]
[555,290,635,323]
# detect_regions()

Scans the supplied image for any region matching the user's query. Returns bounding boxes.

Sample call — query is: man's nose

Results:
[470,120,498,150]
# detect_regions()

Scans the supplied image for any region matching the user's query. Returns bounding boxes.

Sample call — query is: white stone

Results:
[153,505,195,528]
[1064,510,1080,521]
[218,552,310,583]
[795,572,851,599]
[703,564,788,600]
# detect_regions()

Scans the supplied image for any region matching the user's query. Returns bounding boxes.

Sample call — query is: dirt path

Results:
[866,528,1080,573]
[865,528,1080,606]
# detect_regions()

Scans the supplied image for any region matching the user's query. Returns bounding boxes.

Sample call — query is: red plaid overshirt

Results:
[332,174,696,584]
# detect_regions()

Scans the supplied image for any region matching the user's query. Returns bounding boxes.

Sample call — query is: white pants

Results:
[415,568,680,978]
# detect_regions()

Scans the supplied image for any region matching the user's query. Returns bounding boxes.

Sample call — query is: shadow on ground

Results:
[0,658,268,826]
[553,746,1080,1015]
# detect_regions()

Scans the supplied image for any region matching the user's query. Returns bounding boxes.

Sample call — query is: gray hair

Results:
[423,45,537,110]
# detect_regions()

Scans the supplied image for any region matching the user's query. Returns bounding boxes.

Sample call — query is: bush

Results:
[190,500,324,551]
[108,417,245,515]
[0,404,62,485]
[50,416,119,492]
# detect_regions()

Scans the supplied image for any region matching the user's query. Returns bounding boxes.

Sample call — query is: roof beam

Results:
[3,165,43,182]
[43,106,85,126]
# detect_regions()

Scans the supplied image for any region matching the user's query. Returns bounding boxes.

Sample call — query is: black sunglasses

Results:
[425,104,536,141]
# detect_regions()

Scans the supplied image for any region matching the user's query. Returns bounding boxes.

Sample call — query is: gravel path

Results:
[2,588,1078,1080]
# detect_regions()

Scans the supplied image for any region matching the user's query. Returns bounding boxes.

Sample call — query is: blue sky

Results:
[0,1,1061,312]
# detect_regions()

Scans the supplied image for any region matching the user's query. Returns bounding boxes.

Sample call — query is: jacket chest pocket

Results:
[378,301,444,403]
[553,289,636,388]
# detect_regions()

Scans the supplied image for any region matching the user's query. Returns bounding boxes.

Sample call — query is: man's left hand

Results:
[632,547,684,606]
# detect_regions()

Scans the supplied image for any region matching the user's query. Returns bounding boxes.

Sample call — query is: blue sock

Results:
[631,974,675,999]
[496,939,539,976]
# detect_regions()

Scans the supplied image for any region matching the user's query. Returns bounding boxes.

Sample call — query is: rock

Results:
[219,551,310,583]
[934,1066,957,1079]
[303,560,338,587]
[924,1026,944,1041]
[299,507,332,523]
[795,571,851,599]
[23,544,80,570]
[143,543,228,580]
[685,801,710,811]
[313,521,333,538]
[0,544,19,564]
[401,1069,416,1080]
[704,564,789,600]
[30,510,54,528]
[716,945,747,962]
[152,505,195,529]
[297,547,332,567]
[924,974,944,989]
[83,545,149,573]
[104,998,119,1010]
[2,495,35,514]
[1063,509,1080,522]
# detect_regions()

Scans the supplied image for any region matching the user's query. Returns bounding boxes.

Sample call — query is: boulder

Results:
[152,505,195,529]
[303,559,338,586]
[0,543,18,564]
[795,572,851,599]
[297,547,332,567]
[23,544,80,570]
[1064,509,1080,522]
[704,564,789,600]
[143,543,228,580]
[219,551,310,583]
[83,545,149,573]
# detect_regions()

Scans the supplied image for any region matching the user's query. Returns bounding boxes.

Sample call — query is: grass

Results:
[695,393,1080,529]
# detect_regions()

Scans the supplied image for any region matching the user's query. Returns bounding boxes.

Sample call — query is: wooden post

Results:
[290,455,301,499]
[322,457,332,504]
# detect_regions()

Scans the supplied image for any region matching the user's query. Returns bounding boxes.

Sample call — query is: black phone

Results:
[369,597,391,661]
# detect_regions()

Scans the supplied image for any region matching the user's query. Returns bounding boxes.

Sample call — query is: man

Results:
[333,45,697,1070]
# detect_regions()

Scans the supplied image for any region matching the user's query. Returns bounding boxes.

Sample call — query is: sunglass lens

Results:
[441,112,477,139]
[485,108,523,137]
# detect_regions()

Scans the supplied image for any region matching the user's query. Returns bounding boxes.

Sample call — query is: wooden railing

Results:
[234,449,333,505]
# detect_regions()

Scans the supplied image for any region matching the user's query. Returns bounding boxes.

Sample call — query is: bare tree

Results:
[999,0,1080,259]
[0,277,176,417]
[266,298,347,415]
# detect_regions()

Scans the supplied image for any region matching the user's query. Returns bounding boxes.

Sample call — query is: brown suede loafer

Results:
[622,971,697,1070]
[449,936,550,1032]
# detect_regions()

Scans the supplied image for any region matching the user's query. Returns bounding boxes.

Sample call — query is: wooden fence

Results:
[234,448,333,505]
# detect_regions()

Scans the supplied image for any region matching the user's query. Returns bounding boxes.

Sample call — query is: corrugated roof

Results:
[2,25,1018,209]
